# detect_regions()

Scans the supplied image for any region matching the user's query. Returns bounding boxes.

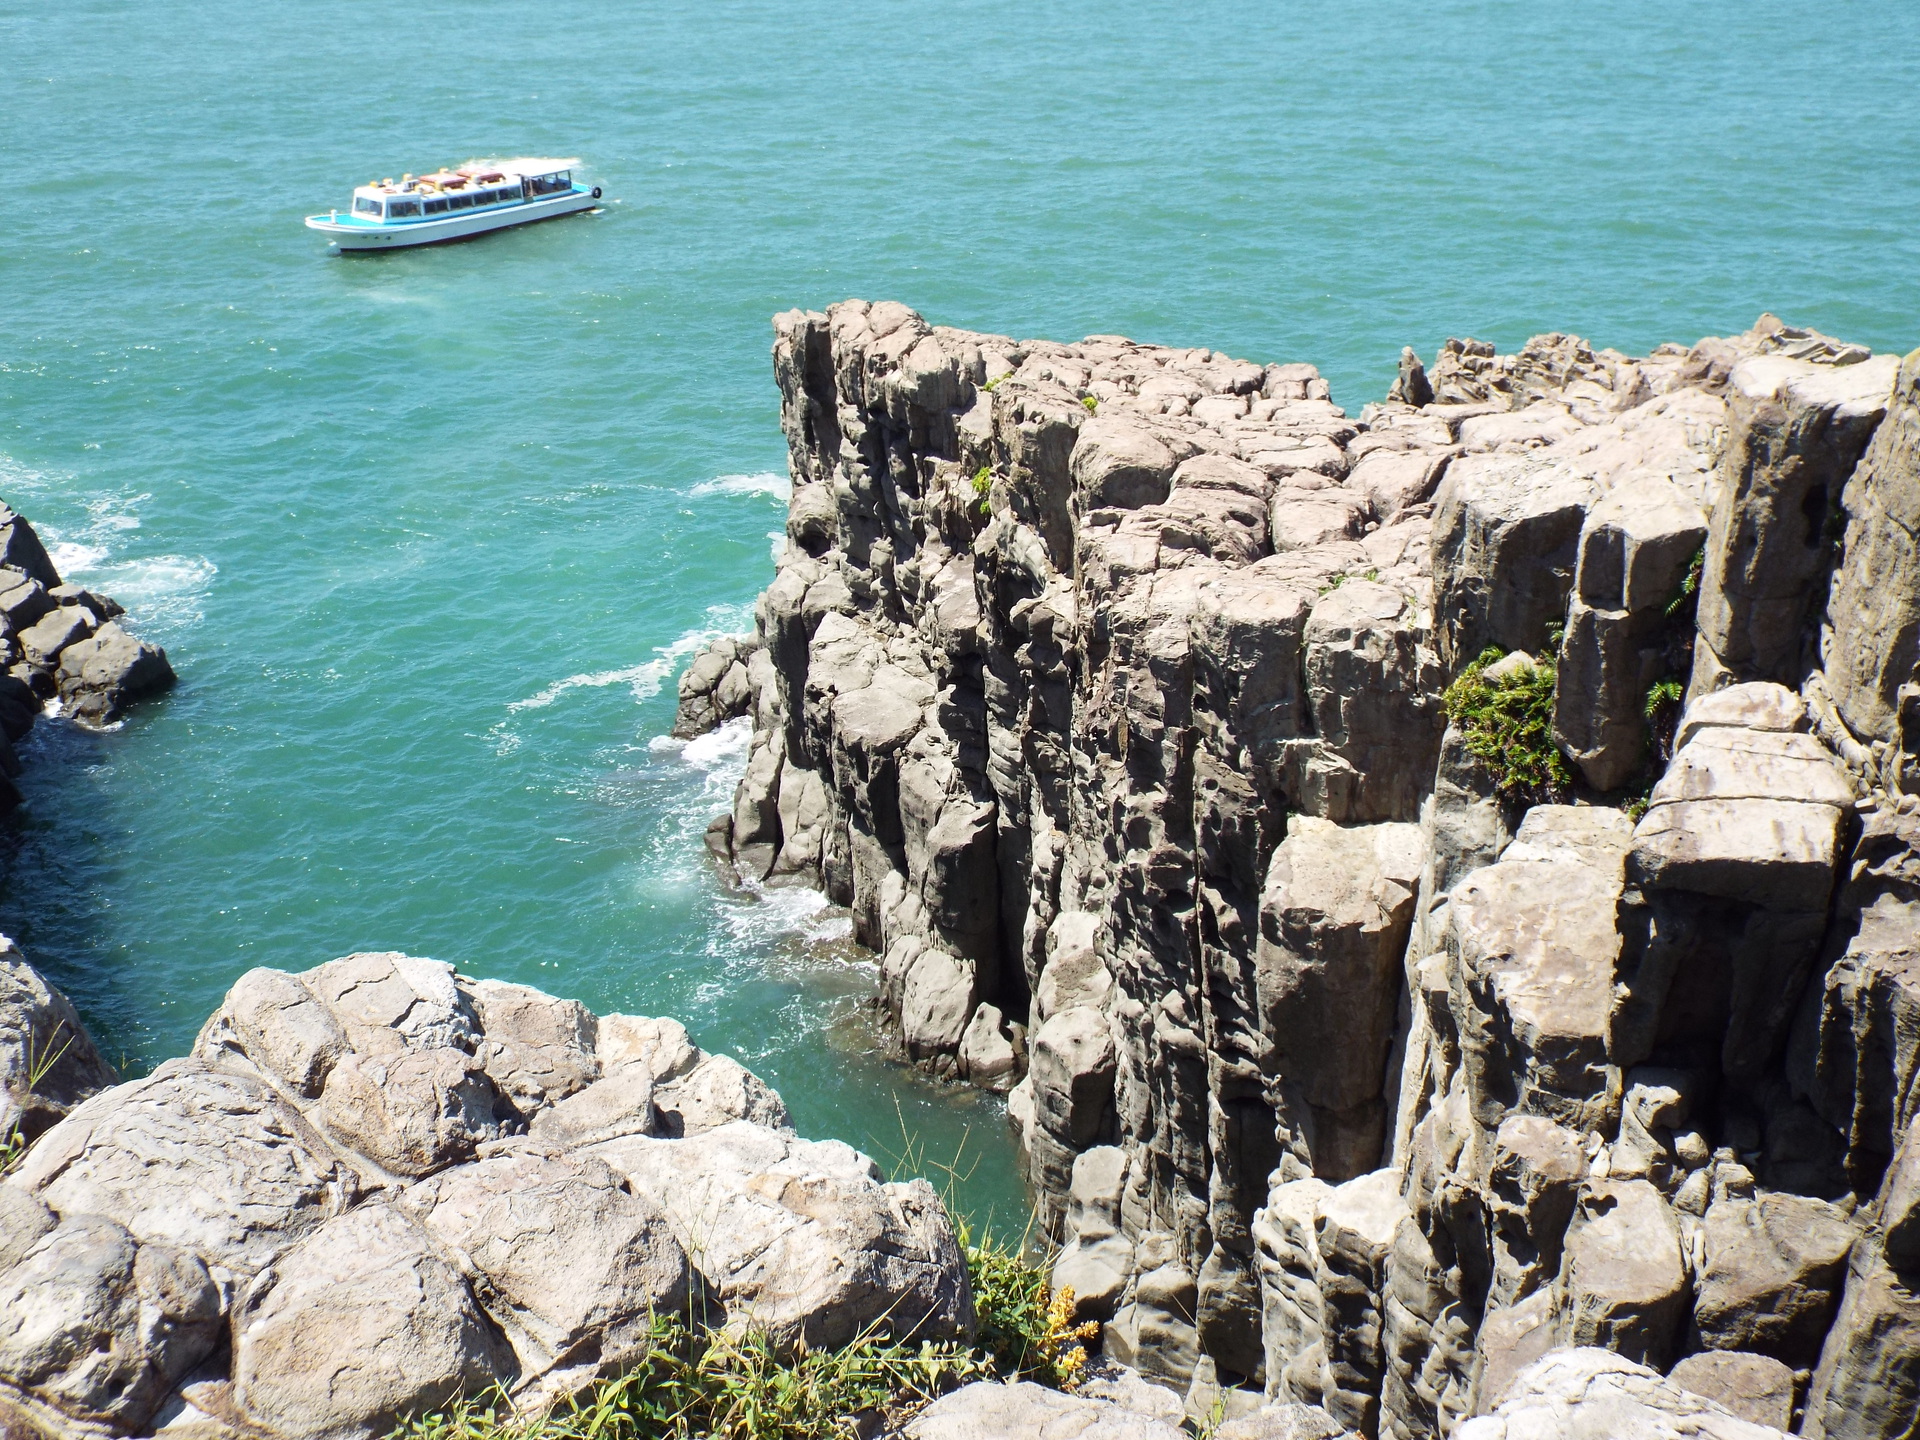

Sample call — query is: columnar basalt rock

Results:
[668,305,1920,1434]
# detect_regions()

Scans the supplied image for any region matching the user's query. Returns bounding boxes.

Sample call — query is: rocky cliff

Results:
[684,301,1920,1436]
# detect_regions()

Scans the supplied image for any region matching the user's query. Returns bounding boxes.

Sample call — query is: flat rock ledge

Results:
[0,951,973,1440]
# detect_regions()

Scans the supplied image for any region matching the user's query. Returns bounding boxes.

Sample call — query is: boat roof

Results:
[353,159,581,198]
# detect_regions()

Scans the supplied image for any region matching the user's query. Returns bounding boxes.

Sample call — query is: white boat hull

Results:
[305,189,599,250]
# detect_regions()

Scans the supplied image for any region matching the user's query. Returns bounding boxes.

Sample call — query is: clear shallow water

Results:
[1,0,1914,1229]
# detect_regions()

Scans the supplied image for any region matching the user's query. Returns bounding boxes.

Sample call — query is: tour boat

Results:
[304,159,602,251]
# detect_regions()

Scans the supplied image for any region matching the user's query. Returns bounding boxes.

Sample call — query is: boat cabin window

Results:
[388,199,421,218]
[450,192,473,209]
[424,198,449,215]
[528,172,570,196]
[353,196,381,216]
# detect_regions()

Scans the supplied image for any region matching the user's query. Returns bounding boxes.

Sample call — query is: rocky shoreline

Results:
[679,301,1920,1436]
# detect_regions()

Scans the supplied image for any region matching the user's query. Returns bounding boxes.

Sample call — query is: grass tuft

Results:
[1,1021,75,1176]
[394,1316,984,1440]
[1441,647,1571,802]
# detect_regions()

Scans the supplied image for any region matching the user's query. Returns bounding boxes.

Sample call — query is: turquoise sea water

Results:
[2,0,1915,1227]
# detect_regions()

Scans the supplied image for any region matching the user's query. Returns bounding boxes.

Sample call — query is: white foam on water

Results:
[768,530,788,565]
[48,540,109,574]
[3,470,216,635]
[492,604,755,755]
[68,555,218,632]
[689,471,789,501]
[722,880,853,950]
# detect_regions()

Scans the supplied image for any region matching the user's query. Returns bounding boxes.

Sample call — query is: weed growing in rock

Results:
[1080,395,1098,413]
[1665,545,1704,620]
[961,1221,1097,1388]
[1441,647,1571,802]
[0,1022,74,1176]
[970,466,992,518]
[878,1101,1095,1389]
[394,1316,984,1440]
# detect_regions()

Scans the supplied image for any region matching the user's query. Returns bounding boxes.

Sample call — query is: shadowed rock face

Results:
[674,305,1920,1433]
[0,954,972,1440]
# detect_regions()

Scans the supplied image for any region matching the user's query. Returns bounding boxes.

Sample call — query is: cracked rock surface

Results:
[681,304,1920,1435]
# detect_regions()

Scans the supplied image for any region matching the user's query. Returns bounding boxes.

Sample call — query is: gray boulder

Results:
[0,1185,56,1274]
[651,1051,792,1136]
[0,1214,221,1432]
[11,1059,360,1283]
[1486,1114,1585,1308]
[586,1120,971,1352]
[1666,1351,1796,1432]
[1071,418,1180,512]
[1446,819,1629,1138]
[1459,1347,1791,1439]
[1552,472,1707,791]
[1693,353,1898,692]
[299,952,481,1059]
[1470,1289,1557,1416]
[1790,808,1920,1189]
[0,507,61,590]
[1311,1169,1408,1434]
[460,978,600,1116]
[1430,450,1594,667]
[19,605,94,669]
[54,621,173,725]
[194,966,348,1099]
[317,1047,500,1178]
[1693,1192,1855,1366]
[958,1002,1021,1093]
[1553,1179,1687,1369]
[907,1380,1187,1440]
[525,1064,658,1148]
[1257,818,1421,1179]
[232,1203,512,1440]
[1214,1400,1353,1440]
[399,1149,690,1406]
[1628,723,1854,911]
[1824,350,1920,789]
[1053,1146,1133,1320]
[1803,1117,1920,1440]
[595,1012,702,1083]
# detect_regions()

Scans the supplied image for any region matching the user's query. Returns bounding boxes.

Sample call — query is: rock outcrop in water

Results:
[678,301,1920,1436]
[0,952,974,1439]
[0,502,175,807]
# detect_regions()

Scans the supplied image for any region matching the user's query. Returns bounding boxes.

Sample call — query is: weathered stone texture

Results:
[671,306,1920,1422]
[3,959,970,1439]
